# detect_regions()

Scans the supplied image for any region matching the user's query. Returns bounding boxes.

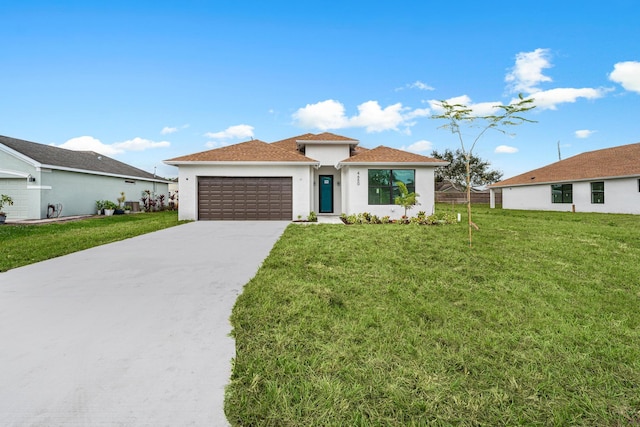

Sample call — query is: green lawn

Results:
[226,206,640,426]
[0,211,185,272]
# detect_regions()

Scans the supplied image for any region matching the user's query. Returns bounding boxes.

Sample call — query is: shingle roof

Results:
[0,135,162,180]
[165,139,317,162]
[297,132,359,142]
[491,142,640,187]
[270,133,315,152]
[340,145,448,164]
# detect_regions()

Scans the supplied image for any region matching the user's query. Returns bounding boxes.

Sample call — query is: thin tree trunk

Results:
[466,157,472,248]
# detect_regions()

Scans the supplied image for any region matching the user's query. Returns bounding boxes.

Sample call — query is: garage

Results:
[198,177,292,220]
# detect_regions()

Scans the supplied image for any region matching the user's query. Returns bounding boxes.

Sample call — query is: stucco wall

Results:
[177,163,312,221]
[340,165,437,219]
[305,145,350,166]
[502,177,640,214]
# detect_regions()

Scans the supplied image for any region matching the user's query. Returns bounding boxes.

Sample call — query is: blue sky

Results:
[2,0,639,179]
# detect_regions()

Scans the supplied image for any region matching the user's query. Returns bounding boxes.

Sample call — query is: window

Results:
[591,182,604,204]
[551,183,573,203]
[368,169,415,205]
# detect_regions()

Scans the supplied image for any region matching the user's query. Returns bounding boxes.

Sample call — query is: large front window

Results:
[551,184,573,203]
[591,182,604,204]
[368,169,415,205]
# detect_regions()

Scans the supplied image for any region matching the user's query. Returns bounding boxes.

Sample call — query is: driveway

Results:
[0,221,289,426]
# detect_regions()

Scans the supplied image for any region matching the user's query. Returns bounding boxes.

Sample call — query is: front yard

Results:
[226,206,640,426]
[0,211,184,272]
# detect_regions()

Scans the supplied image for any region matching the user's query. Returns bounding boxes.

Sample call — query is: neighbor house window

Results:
[591,182,604,204]
[551,183,573,203]
[368,169,415,205]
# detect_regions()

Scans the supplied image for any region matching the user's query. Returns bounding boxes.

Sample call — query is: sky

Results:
[2,0,639,180]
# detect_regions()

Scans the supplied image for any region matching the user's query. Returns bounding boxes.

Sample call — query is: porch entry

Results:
[319,175,333,213]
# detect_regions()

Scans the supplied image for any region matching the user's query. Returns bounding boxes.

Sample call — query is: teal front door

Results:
[319,175,333,213]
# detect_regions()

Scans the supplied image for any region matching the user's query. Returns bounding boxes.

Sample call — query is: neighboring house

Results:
[0,135,170,220]
[164,132,448,221]
[488,142,640,214]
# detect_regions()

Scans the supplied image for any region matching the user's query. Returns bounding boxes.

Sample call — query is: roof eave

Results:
[491,173,640,188]
[338,161,448,168]
[39,164,169,183]
[164,160,320,167]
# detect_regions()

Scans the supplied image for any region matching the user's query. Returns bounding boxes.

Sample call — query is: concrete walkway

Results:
[0,221,289,426]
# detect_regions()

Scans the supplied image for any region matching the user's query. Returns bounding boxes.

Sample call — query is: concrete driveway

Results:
[0,221,289,426]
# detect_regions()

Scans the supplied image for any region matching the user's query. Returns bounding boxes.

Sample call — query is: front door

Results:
[319,175,333,213]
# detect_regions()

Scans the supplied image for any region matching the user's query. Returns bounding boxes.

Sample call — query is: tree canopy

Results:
[431,148,503,190]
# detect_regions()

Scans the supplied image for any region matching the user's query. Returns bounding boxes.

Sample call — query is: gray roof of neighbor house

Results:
[490,142,640,188]
[0,135,165,181]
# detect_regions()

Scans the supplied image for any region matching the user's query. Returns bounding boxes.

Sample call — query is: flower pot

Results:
[104,209,115,216]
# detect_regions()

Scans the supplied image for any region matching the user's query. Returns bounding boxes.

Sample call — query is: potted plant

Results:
[115,192,126,214]
[0,194,14,224]
[103,200,117,216]
[95,200,104,215]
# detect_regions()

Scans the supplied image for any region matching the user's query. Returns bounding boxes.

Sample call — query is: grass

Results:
[226,205,640,426]
[0,211,185,272]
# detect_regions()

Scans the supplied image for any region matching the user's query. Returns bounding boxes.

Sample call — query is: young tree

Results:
[432,148,503,190]
[432,94,536,247]
[394,181,419,218]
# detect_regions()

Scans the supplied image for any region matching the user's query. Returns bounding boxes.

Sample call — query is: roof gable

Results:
[297,132,359,143]
[0,135,160,180]
[270,133,315,152]
[492,142,640,187]
[165,139,316,162]
[340,145,447,164]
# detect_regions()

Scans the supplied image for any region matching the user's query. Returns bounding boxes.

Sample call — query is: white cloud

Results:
[609,61,640,93]
[523,87,609,110]
[401,140,433,153]
[397,80,435,91]
[204,124,255,140]
[505,48,553,94]
[292,99,430,133]
[428,95,502,116]
[58,136,122,156]
[161,126,178,135]
[57,136,170,156]
[161,124,189,135]
[114,137,170,152]
[205,140,231,149]
[575,129,596,138]
[495,145,519,154]
[292,100,349,130]
[350,101,406,132]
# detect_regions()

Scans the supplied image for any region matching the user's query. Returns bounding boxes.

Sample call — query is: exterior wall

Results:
[0,178,29,219]
[340,165,437,219]
[177,163,312,221]
[1,150,39,220]
[501,177,640,214]
[39,170,167,218]
[305,145,350,167]
[313,166,342,215]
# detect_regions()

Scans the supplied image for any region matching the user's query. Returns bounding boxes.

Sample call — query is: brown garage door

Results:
[198,177,292,220]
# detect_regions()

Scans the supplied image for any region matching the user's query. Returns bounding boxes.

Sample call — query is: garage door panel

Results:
[198,177,292,220]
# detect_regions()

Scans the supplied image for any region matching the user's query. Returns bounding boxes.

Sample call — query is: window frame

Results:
[591,181,604,204]
[368,169,416,205]
[551,183,573,204]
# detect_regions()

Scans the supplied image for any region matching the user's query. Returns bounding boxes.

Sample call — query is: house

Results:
[488,142,640,214]
[164,132,447,221]
[0,135,170,220]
